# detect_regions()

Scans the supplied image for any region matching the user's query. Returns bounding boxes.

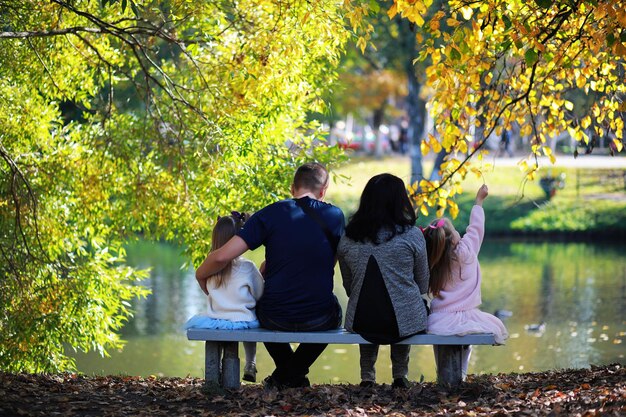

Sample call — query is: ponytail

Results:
[422,218,456,297]
[209,212,249,288]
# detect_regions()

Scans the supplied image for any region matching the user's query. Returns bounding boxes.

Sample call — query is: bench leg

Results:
[434,345,462,387]
[205,341,222,387]
[221,341,240,389]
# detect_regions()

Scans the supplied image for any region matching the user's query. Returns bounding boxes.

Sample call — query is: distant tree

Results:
[337,0,455,180]
[0,0,351,372]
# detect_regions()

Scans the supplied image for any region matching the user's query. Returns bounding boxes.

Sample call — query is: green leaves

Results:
[534,0,553,8]
[1,0,349,372]
[369,0,380,14]
[502,14,512,29]
[525,48,539,65]
[99,0,134,13]
[449,46,462,61]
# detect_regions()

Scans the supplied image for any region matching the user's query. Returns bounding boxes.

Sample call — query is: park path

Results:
[484,154,626,169]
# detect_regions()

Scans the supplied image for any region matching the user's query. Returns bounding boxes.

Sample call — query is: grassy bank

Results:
[327,156,626,239]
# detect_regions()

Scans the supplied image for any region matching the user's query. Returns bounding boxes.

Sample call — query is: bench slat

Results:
[187,328,496,345]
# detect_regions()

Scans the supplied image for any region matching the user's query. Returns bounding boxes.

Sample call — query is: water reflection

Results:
[72,240,626,383]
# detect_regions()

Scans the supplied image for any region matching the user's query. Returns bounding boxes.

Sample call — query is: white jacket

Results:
[206,257,264,322]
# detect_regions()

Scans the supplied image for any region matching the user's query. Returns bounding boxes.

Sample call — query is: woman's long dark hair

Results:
[345,173,416,244]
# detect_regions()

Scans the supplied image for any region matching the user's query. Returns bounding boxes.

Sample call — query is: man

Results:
[196,162,345,388]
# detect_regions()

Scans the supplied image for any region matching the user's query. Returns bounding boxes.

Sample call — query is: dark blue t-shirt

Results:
[238,197,345,323]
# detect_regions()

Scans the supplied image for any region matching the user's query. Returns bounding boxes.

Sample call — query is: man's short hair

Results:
[293,162,329,193]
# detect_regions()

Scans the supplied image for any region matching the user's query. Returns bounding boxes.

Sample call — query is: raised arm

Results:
[195,235,249,295]
[458,185,488,258]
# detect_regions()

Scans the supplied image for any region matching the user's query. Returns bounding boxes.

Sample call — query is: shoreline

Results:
[486,230,626,243]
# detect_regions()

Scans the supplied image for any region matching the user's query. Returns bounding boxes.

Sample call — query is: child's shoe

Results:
[243,363,257,382]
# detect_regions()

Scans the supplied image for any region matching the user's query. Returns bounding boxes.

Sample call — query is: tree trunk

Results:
[397,19,427,187]
[406,57,426,187]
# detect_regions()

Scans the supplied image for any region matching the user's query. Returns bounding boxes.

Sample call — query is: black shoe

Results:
[392,377,410,389]
[243,363,257,382]
[286,376,310,388]
[263,375,285,391]
[359,380,375,388]
[264,375,309,390]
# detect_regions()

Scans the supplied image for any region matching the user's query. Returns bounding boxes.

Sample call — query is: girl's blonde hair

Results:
[209,213,248,288]
[422,218,457,297]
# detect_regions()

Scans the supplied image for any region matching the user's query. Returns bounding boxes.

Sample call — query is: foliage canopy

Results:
[2,0,625,373]
[0,0,350,371]
[385,0,626,216]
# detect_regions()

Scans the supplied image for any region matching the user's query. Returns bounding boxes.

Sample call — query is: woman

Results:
[337,173,430,388]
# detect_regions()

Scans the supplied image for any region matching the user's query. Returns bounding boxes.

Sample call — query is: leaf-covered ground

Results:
[1,364,624,416]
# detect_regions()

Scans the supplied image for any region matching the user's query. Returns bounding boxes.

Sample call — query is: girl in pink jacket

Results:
[422,185,508,379]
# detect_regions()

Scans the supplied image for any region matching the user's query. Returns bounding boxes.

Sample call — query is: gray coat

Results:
[337,226,430,338]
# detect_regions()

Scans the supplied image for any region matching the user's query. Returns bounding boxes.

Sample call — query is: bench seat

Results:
[187,328,497,389]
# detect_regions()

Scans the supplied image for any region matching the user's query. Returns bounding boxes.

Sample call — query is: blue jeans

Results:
[257,296,342,383]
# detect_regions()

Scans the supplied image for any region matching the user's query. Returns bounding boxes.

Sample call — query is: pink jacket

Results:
[430,205,485,313]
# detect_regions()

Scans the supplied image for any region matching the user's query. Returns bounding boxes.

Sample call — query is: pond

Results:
[71,240,626,384]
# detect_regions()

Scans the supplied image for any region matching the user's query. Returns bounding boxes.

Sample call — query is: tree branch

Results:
[0,27,102,38]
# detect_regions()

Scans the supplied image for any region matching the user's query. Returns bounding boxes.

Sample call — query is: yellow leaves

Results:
[470,166,482,180]
[469,72,481,88]
[457,138,468,154]
[613,139,623,152]
[592,105,600,118]
[460,6,473,20]
[357,36,367,53]
[531,143,541,155]
[518,159,538,181]
[429,133,442,152]
[616,6,626,28]
[448,199,459,218]
[520,124,533,137]
[387,2,398,19]
[543,146,556,164]
[394,0,625,203]
[580,115,591,129]
[573,72,587,88]
[391,0,431,27]
[446,17,461,27]
[581,130,590,145]
[412,12,425,27]
[613,41,626,58]
[412,178,463,219]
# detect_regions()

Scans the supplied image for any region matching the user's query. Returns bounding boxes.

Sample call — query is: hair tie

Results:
[231,211,245,223]
[420,218,445,233]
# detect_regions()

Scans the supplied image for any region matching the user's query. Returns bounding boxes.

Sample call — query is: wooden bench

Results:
[187,328,497,388]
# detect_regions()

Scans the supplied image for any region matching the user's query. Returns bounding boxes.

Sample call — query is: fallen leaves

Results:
[0,364,624,416]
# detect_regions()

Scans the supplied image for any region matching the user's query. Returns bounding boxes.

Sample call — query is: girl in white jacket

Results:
[187,213,264,382]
